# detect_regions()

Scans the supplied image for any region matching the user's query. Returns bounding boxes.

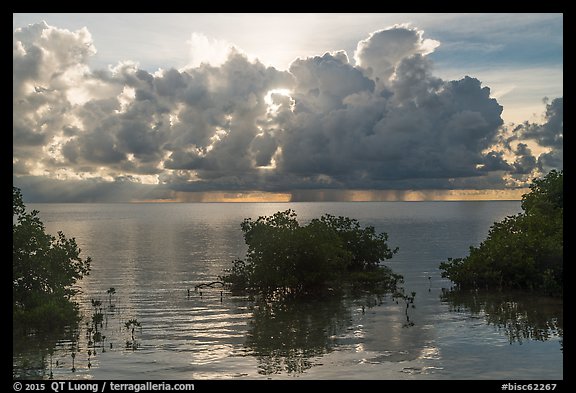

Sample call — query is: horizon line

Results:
[19,188,530,204]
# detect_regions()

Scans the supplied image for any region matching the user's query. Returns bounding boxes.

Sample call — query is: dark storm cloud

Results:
[515,98,563,149]
[511,143,538,174]
[160,50,294,178]
[507,97,563,173]
[13,22,562,202]
[279,61,504,185]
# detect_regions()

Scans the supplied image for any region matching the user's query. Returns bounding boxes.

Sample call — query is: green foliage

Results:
[12,294,81,331]
[13,187,92,330]
[318,214,398,271]
[439,170,563,295]
[521,169,563,215]
[348,265,404,293]
[221,209,399,296]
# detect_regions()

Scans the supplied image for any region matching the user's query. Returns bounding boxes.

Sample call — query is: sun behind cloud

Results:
[12,18,562,203]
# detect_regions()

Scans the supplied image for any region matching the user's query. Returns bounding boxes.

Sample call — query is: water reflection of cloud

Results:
[188,343,235,365]
[418,344,441,360]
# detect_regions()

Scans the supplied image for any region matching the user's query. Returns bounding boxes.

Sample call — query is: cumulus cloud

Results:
[13,21,96,159]
[354,24,440,84]
[514,97,563,149]
[186,32,236,68]
[13,22,562,202]
[500,97,563,177]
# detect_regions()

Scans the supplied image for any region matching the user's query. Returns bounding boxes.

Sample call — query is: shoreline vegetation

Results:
[13,187,91,332]
[12,170,562,333]
[440,170,563,296]
[218,171,563,300]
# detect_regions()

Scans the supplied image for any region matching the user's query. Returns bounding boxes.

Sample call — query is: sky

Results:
[13,13,563,202]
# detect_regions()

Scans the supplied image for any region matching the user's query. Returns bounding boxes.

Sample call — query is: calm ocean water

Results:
[14,202,563,380]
